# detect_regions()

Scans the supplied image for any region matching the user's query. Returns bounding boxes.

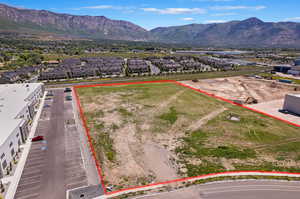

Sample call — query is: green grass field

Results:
[77,82,300,188]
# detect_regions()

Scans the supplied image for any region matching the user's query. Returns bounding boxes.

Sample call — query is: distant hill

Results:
[151,18,300,48]
[0,3,151,41]
[1,3,300,48]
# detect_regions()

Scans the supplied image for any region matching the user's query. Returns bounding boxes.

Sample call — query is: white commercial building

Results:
[0,83,44,178]
[288,58,300,76]
[283,94,300,115]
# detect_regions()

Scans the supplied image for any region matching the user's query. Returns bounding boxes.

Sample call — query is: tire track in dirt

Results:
[254,137,300,150]
[150,89,185,115]
[143,141,179,182]
[107,123,146,185]
[187,107,227,132]
[139,89,186,182]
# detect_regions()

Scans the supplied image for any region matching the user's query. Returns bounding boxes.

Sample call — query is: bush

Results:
[159,107,178,124]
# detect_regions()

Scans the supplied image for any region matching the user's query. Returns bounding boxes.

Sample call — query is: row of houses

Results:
[127,59,150,74]
[0,83,44,178]
[0,66,43,83]
[176,57,211,71]
[197,57,235,71]
[2,56,243,83]
[39,57,125,80]
[149,58,183,72]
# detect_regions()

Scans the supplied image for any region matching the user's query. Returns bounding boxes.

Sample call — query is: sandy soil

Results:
[81,87,226,188]
[143,141,178,182]
[188,107,227,132]
[86,91,186,187]
[81,78,300,189]
[182,76,300,103]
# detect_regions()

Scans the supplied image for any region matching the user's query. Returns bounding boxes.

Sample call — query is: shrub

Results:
[159,107,178,124]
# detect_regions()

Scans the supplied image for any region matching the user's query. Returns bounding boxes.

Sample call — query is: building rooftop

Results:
[0,83,43,145]
[287,93,300,97]
[0,119,24,146]
[0,83,42,118]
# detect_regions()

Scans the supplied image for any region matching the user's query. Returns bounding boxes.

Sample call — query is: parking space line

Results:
[23,164,45,171]
[21,170,42,177]
[26,155,45,161]
[15,192,39,199]
[15,185,41,195]
[17,181,41,190]
[66,181,88,190]
[18,178,41,185]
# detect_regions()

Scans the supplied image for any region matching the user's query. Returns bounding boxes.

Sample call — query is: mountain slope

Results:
[1,3,300,47]
[0,3,151,41]
[151,18,300,48]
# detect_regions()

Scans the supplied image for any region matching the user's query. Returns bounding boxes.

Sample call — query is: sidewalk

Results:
[101,171,300,199]
[248,99,300,126]
[72,88,100,186]
[4,92,47,199]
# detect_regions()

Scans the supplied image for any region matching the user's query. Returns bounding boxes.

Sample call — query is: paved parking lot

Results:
[64,99,88,190]
[14,89,88,199]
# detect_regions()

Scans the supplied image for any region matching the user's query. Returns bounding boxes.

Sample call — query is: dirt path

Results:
[107,124,146,185]
[220,157,235,170]
[151,90,185,115]
[188,107,227,132]
[254,137,300,150]
[143,141,178,182]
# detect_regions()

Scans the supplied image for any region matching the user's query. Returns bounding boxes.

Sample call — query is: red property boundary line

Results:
[73,87,107,193]
[73,80,300,196]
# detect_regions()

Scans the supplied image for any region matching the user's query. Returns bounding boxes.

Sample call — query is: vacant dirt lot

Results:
[182,76,300,126]
[182,76,300,103]
[78,83,225,189]
[77,82,300,191]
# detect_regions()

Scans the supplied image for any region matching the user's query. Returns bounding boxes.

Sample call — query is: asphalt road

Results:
[39,90,66,198]
[133,180,300,199]
[14,89,88,199]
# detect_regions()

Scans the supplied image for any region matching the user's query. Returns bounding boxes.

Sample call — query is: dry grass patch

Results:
[77,82,300,190]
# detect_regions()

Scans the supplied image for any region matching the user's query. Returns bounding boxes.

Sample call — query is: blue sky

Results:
[1,0,300,30]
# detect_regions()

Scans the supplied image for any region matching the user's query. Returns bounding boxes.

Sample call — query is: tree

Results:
[3,53,11,62]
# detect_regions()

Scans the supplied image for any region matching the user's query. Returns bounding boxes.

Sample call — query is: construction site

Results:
[75,79,300,193]
[183,76,300,104]
[183,76,300,125]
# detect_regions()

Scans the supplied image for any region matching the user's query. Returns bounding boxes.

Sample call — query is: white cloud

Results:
[285,17,300,21]
[181,17,195,21]
[204,20,227,23]
[142,8,206,15]
[211,5,266,11]
[79,5,136,11]
[211,12,236,16]
[81,5,114,9]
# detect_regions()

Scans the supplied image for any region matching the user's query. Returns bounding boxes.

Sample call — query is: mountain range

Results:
[1,3,300,48]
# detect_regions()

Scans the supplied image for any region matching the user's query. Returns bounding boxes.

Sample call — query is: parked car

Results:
[32,136,44,142]
[279,109,289,114]
[43,104,51,108]
[64,88,72,92]
[65,96,72,101]
[46,91,54,96]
